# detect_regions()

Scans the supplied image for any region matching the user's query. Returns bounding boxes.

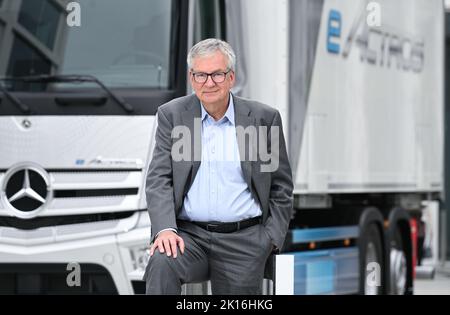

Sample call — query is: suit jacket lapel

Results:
[234,96,254,190]
[181,95,202,189]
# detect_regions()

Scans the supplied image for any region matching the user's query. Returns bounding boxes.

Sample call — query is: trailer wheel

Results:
[390,226,407,295]
[360,223,384,295]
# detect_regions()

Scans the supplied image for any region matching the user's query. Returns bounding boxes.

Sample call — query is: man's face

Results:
[190,51,235,106]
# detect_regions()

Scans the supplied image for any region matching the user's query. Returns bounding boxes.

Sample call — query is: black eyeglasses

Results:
[191,70,231,84]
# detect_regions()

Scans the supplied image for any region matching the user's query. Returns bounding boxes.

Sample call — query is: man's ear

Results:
[229,71,236,87]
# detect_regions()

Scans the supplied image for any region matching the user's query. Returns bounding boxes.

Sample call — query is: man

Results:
[144,38,293,295]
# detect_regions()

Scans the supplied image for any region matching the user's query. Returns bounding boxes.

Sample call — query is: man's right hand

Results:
[150,230,185,258]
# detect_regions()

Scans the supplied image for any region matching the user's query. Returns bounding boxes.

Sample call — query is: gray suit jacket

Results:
[145,94,293,250]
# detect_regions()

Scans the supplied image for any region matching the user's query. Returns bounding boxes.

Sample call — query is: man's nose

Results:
[204,75,216,87]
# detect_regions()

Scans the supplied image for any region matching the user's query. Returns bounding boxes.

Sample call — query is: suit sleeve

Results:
[264,110,294,250]
[145,108,177,242]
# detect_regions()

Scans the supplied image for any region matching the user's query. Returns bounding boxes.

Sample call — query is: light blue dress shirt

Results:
[178,95,262,223]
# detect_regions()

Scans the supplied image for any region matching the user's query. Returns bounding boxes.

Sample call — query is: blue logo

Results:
[75,159,85,166]
[325,8,423,73]
[327,9,342,54]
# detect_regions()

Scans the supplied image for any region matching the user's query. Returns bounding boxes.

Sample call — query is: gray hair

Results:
[187,38,236,72]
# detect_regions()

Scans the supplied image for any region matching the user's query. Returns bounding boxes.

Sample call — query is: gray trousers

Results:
[144,220,274,295]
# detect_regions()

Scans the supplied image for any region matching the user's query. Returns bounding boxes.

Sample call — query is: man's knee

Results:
[144,252,177,282]
[144,252,183,295]
[147,251,176,274]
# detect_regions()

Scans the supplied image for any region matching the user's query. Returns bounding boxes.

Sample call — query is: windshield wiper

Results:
[3,74,134,114]
[0,81,31,114]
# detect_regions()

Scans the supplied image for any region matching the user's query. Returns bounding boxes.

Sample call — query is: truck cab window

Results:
[1,0,173,91]
[18,0,60,50]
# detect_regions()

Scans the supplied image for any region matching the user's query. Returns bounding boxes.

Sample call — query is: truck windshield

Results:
[0,0,173,91]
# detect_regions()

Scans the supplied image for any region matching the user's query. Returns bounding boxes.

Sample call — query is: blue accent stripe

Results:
[291,226,359,244]
[283,247,359,295]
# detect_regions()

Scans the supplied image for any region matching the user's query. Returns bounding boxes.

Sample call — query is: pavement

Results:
[414,263,450,295]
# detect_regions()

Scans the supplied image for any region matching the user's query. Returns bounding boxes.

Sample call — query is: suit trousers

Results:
[144,220,274,295]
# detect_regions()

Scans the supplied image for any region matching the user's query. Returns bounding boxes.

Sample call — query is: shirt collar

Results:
[200,93,235,125]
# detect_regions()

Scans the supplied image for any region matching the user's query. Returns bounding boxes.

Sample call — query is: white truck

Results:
[0,0,444,294]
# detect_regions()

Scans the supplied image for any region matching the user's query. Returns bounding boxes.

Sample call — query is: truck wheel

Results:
[360,223,383,295]
[390,226,407,295]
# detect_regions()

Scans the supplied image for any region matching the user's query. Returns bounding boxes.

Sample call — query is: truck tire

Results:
[360,223,384,295]
[390,225,407,294]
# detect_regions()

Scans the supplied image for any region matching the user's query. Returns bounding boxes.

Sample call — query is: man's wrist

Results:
[153,228,178,243]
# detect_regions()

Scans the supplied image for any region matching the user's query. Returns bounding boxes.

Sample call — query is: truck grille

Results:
[0,169,144,217]
[0,211,135,230]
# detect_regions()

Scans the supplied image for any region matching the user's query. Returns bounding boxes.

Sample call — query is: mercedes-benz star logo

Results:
[1,163,51,219]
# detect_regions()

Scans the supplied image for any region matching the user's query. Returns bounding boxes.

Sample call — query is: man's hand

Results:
[150,230,185,258]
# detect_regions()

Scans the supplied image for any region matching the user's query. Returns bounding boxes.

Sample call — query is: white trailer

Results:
[0,0,444,294]
[227,0,444,294]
